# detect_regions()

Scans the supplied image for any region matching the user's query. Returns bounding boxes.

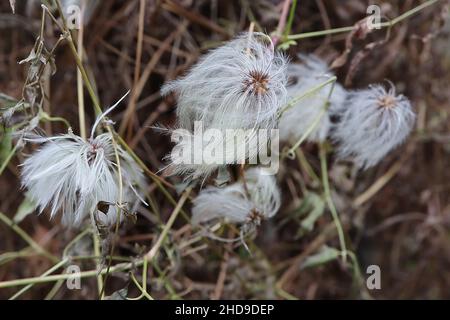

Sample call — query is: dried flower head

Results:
[162,33,286,182]
[21,92,146,227]
[191,167,280,227]
[279,55,347,143]
[332,83,415,169]
[162,32,288,131]
[21,131,146,227]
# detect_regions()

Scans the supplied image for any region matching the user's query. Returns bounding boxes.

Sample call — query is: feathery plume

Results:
[164,123,269,183]
[162,32,288,132]
[192,167,280,227]
[21,131,146,226]
[332,83,415,169]
[21,93,146,227]
[162,33,287,182]
[279,55,347,143]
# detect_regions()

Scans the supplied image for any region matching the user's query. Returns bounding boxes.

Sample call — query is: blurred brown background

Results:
[0,0,449,299]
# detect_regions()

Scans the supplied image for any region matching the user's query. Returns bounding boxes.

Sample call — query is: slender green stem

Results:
[76,16,86,140]
[145,188,192,261]
[43,228,91,299]
[273,0,293,43]
[287,0,440,41]
[115,134,191,222]
[71,255,131,262]
[128,272,152,300]
[41,4,64,31]
[347,251,364,290]
[39,3,46,37]
[40,113,70,128]
[100,133,124,299]
[282,106,327,159]
[92,227,103,297]
[0,144,18,176]
[288,26,355,40]
[0,249,35,266]
[385,0,440,26]
[319,144,347,263]
[0,260,141,288]
[280,76,337,159]
[278,76,336,116]
[152,260,180,299]
[66,36,102,115]
[283,0,298,38]
[9,258,69,300]
[142,257,148,293]
[128,259,153,300]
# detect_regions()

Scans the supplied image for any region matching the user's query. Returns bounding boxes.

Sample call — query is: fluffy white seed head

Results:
[332,84,415,169]
[162,32,288,132]
[21,132,146,227]
[164,124,272,183]
[192,167,281,226]
[279,55,347,143]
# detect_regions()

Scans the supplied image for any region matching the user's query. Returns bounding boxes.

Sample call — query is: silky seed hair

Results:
[331,83,416,169]
[279,55,347,143]
[164,125,265,183]
[21,92,146,227]
[162,32,288,132]
[191,167,281,226]
[21,131,147,227]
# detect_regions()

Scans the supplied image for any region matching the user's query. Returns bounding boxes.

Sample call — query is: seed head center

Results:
[246,208,264,226]
[87,142,103,164]
[244,70,269,96]
[378,95,397,109]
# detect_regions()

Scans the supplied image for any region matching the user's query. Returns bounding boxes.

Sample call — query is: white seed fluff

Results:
[165,125,268,183]
[21,132,146,227]
[191,167,280,225]
[162,33,287,182]
[279,55,347,143]
[162,32,288,132]
[332,84,416,169]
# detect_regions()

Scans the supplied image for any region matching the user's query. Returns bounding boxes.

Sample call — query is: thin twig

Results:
[272,0,292,46]
[76,2,86,140]
[145,188,192,261]
[121,0,146,139]
[9,258,69,300]
[319,144,347,262]
[287,0,440,41]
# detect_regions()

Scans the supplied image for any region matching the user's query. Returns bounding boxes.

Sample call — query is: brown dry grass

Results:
[0,0,449,299]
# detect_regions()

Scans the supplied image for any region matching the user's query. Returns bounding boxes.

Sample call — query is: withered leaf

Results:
[97,201,112,215]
